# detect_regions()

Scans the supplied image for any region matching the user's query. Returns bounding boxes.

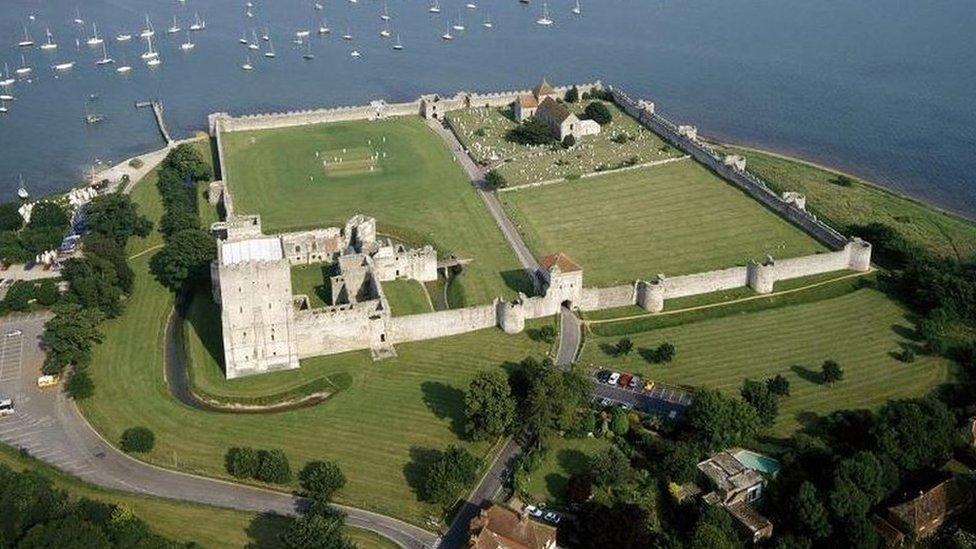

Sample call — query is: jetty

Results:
[136,99,173,146]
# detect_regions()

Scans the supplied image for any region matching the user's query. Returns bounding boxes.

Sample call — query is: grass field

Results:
[724,145,976,259]
[522,437,609,508]
[579,289,953,435]
[383,279,434,316]
[291,264,332,308]
[221,116,530,305]
[447,101,679,186]
[500,161,827,287]
[0,445,394,549]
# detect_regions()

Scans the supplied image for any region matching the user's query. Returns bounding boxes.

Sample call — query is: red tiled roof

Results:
[518,94,539,109]
[533,78,555,98]
[541,252,581,273]
[536,97,572,124]
[468,505,555,549]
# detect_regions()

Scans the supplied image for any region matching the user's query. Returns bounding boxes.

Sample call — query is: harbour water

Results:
[1,0,974,219]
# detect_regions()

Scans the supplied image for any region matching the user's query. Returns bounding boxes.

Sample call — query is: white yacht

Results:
[1,64,16,87]
[239,30,248,44]
[380,3,391,21]
[73,9,85,25]
[141,35,159,60]
[17,177,29,199]
[429,0,441,14]
[40,28,58,50]
[18,26,34,48]
[116,32,132,42]
[140,16,155,38]
[53,60,75,71]
[342,26,352,40]
[296,29,311,38]
[189,13,206,31]
[0,101,8,115]
[572,0,581,15]
[147,56,160,67]
[241,55,253,70]
[248,29,260,49]
[393,34,403,50]
[86,23,104,46]
[0,93,13,101]
[96,42,114,65]
[261,28,270,41]
[167,16,181,34]
[482,13,493,28]
[116,55,132,73]
[380,21,391,38]
[466,3,477,9]
[302,42,315,60]
[441,27,453,40]
[453,10,465,31]
[350,50,361,58]
[264,39,275,58]
[15,55,32,75]
[536,2,553,26]
[181,32,195,50]
[318,20,331,34]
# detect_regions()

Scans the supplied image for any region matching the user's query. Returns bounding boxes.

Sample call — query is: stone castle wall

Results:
[213,100,422,134]
[387,305,497,344]
[292,301,387,358]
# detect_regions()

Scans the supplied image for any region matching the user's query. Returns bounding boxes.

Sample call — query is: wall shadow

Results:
[421,381,466,437]
[500,268,535,297]
[184,285,225,374]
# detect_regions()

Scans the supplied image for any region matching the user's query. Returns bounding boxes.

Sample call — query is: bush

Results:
[65,368,94,400]
[895,348,916,363]
[584,101,612,125]
[299,460,346,501]
[484,170,508,190]
[821,360,844,385]
[642,342,676,364]
[766,374,790,396]
[616,338,633,355]
[2,281,34,312]
[225,447,260,479]
[35,279,59,307]
[255,449,291,484]
[565,86,580,103]
[128,158,144,169]
[507,118,556,146]
[0,202,24,232]
[421,446,480,506]
[562,134,576,148]
[831,175,854,187]
[120,427,155,453]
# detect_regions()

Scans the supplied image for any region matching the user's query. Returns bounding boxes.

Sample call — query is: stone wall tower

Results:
[747,257,777,294]
[637,275,666,313]
[496,296,526,334]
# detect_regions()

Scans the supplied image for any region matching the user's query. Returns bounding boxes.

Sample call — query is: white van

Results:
[0,398,13,417]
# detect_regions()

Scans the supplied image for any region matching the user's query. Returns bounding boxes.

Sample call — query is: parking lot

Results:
[590,369,693,419]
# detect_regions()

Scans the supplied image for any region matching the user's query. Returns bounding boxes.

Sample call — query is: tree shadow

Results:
[891,323,923,342]
[557,448,590,475]
[599,343,619,357]
[244,512,291,549]
[790,365,823,385]
[544,473,568,504]
[421,381,466,437]
[794,411,822,432]
[500,269,535,297]
[403,446,443,500]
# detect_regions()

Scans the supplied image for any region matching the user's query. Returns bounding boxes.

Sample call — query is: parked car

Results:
[644,380,655,392]
[599,397,612,407]
[525,505,544,518]
[621,403,633,411]
[5,329,21,337]
[607,372,620,385]
[618,373,632,388]
[629,375,641,389]
[0,398,13,417]
[543,511,561,524]
[595,369,611,383]
[36,375,59,389]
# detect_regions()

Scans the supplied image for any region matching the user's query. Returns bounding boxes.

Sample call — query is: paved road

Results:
[555,306,581,369]
[426,120,542,294]
[0,314,439,549]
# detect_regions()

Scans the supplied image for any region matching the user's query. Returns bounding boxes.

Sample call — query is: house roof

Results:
[541,252,581,274]
[726,501,773,535]
[698,451,764,499]
[468,505,555,549]
[887,476,975,535]
[518,94,539,109]
[220,237,283,265]
[536,97,573,124]
[533,78,555,98]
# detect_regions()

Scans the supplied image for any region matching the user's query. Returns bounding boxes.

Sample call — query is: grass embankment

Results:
[84,171,552,525]
[579,289,953,436]
[0,443,393,548]
[382,279,434,316]
[447,101,679,185]
[522,437,609,509]
[221,116,531,305]
[501,161,826,287]
[724,146,976,259]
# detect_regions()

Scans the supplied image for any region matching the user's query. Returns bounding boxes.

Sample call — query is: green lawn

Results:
[580,289,953,435]
[523,437,609,508]
[291,264,332,308]
[725,146,976,260]
[501,161,827,287]
[383,279,434,316]
[221,116,530,305]
[0,445,394,549]
[447,101,679,186]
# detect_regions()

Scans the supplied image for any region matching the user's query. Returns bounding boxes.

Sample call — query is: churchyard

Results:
[500,160,827,286]
[221,116,532,305]
[446,101,680,186]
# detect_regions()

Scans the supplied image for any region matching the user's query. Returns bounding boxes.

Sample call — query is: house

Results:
[882,476,975,541]
[514,79,601,142]
[468,504,557,549]
[513,79,558,122]
[697,450,779,543]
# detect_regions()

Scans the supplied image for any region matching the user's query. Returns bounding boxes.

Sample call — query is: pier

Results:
[136,99,173,146]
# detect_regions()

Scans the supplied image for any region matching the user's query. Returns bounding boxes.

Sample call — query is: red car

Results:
[618,373,632,388]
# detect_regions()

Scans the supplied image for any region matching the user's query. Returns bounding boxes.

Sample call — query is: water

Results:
[1,0,974,219]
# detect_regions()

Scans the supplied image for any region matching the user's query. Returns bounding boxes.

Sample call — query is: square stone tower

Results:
[214,224,300,379]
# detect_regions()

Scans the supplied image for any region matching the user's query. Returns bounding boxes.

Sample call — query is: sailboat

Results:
[264,38,275,58]
[350,50,361,58]
[84,99,104,124]
[380,3,391,21]
[261,27,270,41]
[147,55,161,67]
[380,21,391,38]
[86,23,104,46]
[15,55,32,75]
[0,100,8,115]
[140,16,155,38]
[239,30,248,44]
[248,29,260,50]
[429,0,441,14]
[241,55,253,71]
[73,9,85,25]
[141,35,159,60]
[296,28,311,38]
[53,60,75,71]
[0,92,14,101]
[453,10,465,31]
[181,32,195,50]
[314,2,324,10]
[18,26,34,48]
[441,26,454,40]
[17,177,29,200]
[96,42,114,65]
[302,41,315,60]
[167,15,181,34]
[40,28,58,50]
[393,33,403,50]
[342,26,353,40]
[482,12,493,28]
[318,19,331,34]
[1,64,15,87]
[572,0,581,15]
[189,13,206,31]
[116,54,132,73]
[536,2,553,26]
[466,3,477,9]
[116,31,132,42]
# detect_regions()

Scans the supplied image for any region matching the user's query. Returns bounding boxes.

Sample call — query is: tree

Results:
[656,342,676,362]
[766,374,791,396]
[562,134,576,148]
[484,170,507,190]
[256,449,292,484]
[565,473,593,505]
[299,460,346,501]
[610,407,630,436]
[26,202,69,230]
[591,446,630,486]
[42,305,105,374]
[740,379,779,426]
[60,257,123,317]
[834,451,898,506]
[421,446,480,506]
[690,522,737,549]
[507,118,556,146]
[83,193,152,246]
[16,514,111,549]
[584,101,612,125]
[821,360,844,385]
[565,86,580,103]
[661,441,702,483]
[464,370,517,440]
[0,202,23,232]
[162,143,213,182]
[17,226,64,256]
[281,505,355,549]
[573,502,655,549]
[65,368,94,400]
[793,481,831,539]
[159,209,200,239]
[149,228,216,292]
[2,280,34,312]
[523,368,591,442]
[875,398,955,470]
[686,388,760,450]
[34,279,59,307]
[119,427,155,453]
[82,235,135,295]
[225,447,260,479]
[616,337,633,356]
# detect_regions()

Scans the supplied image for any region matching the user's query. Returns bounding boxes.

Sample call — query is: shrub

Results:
[255,449,291,484]
[611,133,630,144]
[65,368,94,400]
[507,118,556,146]
[2,281,34,312]
[421,446,480,505]
[225,447,260,479]
[821,360,844,385]
[473,128,486,137]
[120,427,155,453]
[0,202,24,232]
[484,170,508,190]
[128,158,144,169]
[616,338,633,356]
[565,86,580,103]
[766,374,791,396]
[299,460,346,501]
[831,175,855,187]
[584,101,612,125]
[562,134,576,148]
[895,348,916,363]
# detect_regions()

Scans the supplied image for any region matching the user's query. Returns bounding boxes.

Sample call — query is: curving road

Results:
[0,313,440,548]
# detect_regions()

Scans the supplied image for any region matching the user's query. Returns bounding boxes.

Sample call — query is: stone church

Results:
[514,79,601,141]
